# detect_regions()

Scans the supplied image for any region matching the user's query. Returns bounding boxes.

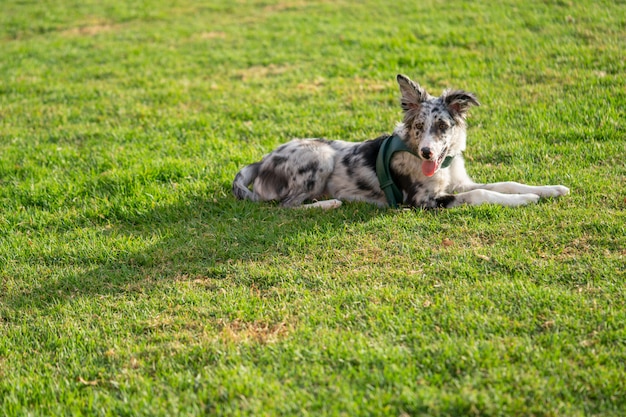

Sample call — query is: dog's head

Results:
[396,74,480,177]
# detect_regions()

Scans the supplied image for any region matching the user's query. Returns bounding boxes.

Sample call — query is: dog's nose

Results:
[421,147,432,160]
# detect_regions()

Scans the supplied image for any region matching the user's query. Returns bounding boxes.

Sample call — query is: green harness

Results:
[375,135,454,208]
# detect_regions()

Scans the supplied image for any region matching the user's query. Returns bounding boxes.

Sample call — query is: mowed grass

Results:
[1,0,625,415]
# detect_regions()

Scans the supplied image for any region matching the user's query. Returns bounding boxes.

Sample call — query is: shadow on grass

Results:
[5,193,387,309]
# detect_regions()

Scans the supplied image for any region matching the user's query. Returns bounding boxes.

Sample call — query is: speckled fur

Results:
[232,74,569,209]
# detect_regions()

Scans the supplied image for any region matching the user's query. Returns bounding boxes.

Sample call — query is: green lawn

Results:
[1,0,625,415]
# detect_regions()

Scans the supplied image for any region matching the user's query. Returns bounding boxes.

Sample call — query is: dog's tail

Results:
[232,162,261,201]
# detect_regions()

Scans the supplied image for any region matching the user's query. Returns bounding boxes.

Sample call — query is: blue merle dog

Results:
[232,74,569,209]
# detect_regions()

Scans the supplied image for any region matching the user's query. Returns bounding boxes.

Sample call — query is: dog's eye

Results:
[415,122,424,131]
[438,121,449,131]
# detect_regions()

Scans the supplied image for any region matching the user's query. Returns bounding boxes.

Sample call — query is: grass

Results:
[1,0,625,415]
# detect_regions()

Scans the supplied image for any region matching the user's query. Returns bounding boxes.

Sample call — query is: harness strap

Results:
[375,135,454,208]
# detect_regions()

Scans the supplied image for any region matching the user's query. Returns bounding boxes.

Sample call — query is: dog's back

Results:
[232,137,390,207]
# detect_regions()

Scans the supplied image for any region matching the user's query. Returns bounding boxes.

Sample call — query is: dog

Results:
[232,74,569,209]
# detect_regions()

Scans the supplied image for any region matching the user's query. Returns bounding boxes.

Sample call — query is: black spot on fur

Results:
[389,172,417,205]
[390,172,453,209]
[356,179,373,192]
[298,161,319,175]
[436,195,456,208]
[404,193,454,210]
[341,154,355,176]
[354,135,387,170]
[305,178,316,191]
[272,155,288,166]
[275,143,290,153]
[408,183,425,205]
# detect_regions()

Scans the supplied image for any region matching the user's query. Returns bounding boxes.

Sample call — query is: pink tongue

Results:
[422,160,438,177]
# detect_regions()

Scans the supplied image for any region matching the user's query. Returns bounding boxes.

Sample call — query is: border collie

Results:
[233,74,568,209]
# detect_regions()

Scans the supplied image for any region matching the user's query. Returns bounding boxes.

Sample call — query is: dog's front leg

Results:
[410,190,538,208]
[453,181,569,198]
[446,189,540,207]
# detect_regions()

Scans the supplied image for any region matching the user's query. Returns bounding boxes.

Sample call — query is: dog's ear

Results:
[443,90,480,118]
[397,74,427,112]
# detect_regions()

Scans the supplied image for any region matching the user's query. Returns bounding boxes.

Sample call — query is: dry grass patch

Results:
[235,64,293,81]
[218,318,292,344]
[198,31,227,40]
[60,19,121,37]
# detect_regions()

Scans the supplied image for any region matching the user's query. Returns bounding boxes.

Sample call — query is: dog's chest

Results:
[391,152,450,195]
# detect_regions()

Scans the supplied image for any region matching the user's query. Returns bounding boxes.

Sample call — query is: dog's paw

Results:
[538,185,570,198]
[517,193,541,205]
